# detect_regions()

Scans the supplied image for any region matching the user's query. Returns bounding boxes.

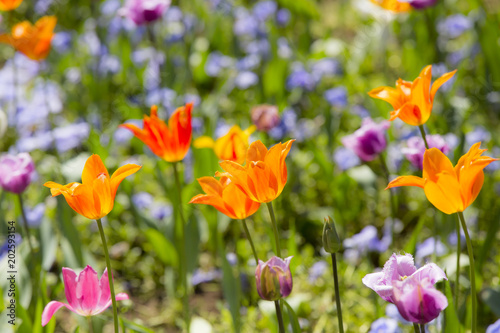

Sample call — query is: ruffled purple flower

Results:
[255,256,293,301]
[402,135,450,170]
[341,118,390,162]
[119,0,171,25]
[0,153,36,194]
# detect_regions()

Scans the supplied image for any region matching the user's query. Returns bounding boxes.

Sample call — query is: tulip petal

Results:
[423,148,456,182]
[424,171,463,214]
[82,155,109,186]
[430,70,457,102]
[62,267,79,310]
[76,266,101,316]
[110,164,142,198]
[386,176,425,189]
[413,263,447,285]
[246,140,268,164]
[41,301,68,327]
[92,175,113,218]
[94,293,129,316]
[368,86,403,110]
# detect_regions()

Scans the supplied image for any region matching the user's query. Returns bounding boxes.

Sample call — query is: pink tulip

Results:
[42,266,129,326]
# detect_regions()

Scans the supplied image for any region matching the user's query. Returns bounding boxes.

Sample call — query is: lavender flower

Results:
[324,87,348,108]
[132,192,154,210]
[24,203,45,228]
[276,8,291,26]
[53,122,90,153]
[308,260,328,283]
[0,153,36,194]
[334,147,361,171]
[415,237,448,262]
[341,118,390,162]
[286,68,315,91]
[437,14,472,39]
[253,1,277,21]
[369,318,401,333]
[119,0,171,25]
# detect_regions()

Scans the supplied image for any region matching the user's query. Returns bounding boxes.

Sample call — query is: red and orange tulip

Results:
[189,175,260,220]
[387,143,497,214]
[121,104,192,163]
[369,65,456,126]
[44,155,141,220]
[370,0,411,12]
[0,0,23,11]
[0,16,56,61]
[193,125,256,164]
[218,140,294,203]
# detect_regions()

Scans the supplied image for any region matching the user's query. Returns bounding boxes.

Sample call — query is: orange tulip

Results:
[44,155,141,220]
[193,125,256,164]
[120,103,192,163]
[218,140,294,203]
[387,143,497,214]
[370,0,411,12]
[0,0,23,11]
[369,65,457,126]
[189,175,260,220]
[0,16,56,61]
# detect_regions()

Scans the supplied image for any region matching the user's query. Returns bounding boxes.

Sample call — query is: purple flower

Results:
[343,226,389,257]
[362,253,447,304]
[255,256,293,301]
[205,52,234,77]
[25,203,45,228]
[341,118,390,162]
[253,1,277,21]
[369,317,401,333]
[311,58,341,82]
[191,269,222,286]
[466,126,491,147]
[53,122,90,153]
[51,32,72,54]
[406,0,437,9]
[324,87,348,108]
[119,0,171,25]
[402,135,450,170]
[235,71,258,89]
[276,8,291,26]
[308,260,328,283]
[487,319,500,333]
[437,14,472,39]
[132,192,153,210]
[286,68,315,91]
[334,147,361,171]
[0,234,22,259]
[415,237,448,262]
[0,153,36,194]
[151,202,173,220]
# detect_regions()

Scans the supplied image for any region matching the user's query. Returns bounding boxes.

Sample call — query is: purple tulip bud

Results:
[402,135,450,170]
[392,275,448,324]
[255,256,293,301]
[341,118,390,162]
[251,104,281,132]
[406,0,438,10]
[0,153,36,194]
[119,0,171,26]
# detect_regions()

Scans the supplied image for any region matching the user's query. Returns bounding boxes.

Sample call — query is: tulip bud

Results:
[323,216,341,253]
[0,153,36,194]
[251,104,281,132]
[255,256,293,301]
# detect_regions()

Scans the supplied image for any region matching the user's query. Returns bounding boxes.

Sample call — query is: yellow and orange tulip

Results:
[218,140,294,203]
[189,175,260,220]
[44,155,141,220]
[369,65,456,126]
[0,0,23,11]
[121,104,192,163]
[0,16,56,61]
[370,0,411,12]
[387,143,497,214]
[193,125,256,164]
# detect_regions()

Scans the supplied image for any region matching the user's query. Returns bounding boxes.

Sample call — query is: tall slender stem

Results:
[88,316,94,333]
[413,324,420,333]
[458,211,476,333]
[17,194,34,254]
[274,300,286,333]
[379,154,397,246]
[331,253,344,333]
[172,162,190,331]
[266,202,281,257]
[96,219,119,333]
[418,125,430,149]
[241,219,258,265]
[419,324,425,333]
[455,216,461,309]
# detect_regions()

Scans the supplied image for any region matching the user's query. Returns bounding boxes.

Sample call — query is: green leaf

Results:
[283,300,301,333]
[481,288,500,317]
[277,0,319,18]
[443,279,462,333]
[220,246,241,333]
[119,317,156,333]
[40,217,58,271]
[144,228,178,267]
[403,215,426,256]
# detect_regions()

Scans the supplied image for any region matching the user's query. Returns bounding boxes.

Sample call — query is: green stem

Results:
[419,324,425,333]
[455,215,461,310]
[274,300,286,333]
[418,125,430,149]
[241,219,259,265]
[458,211,476,333]
[88,316,93,333]
[379,154,397,247]
[17,194,34,254]
[96,219,119,333]
[266,202,281,257]
[413,324,420,333]
[331,253,344,333]
[172,162,190,331]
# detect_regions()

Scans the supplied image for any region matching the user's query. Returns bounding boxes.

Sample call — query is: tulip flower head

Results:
[255,256,293,301]
[0,153,35,194]
[323,216,341,254]
[193,125,256,164]
[218,140,294,203]
[120,104,192,163]
[370,0,412,12]
[119,0,171,25]
[42,266,129,326]
[0,16,57,61]
[387,142,498,214]
[0,0,22,11]
[44,154,141,220]
[369,65,456,126]
[341,118,390,162]
[189,175,260,220]
[251,104,281,132]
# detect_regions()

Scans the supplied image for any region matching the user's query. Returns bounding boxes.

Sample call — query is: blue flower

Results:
[334,147,360,171]
[236,54,261,71]
[308,261,328,283]
[324,87,348,108]
[24,203,45,228]
[235,71,258,89]
[437,14,472,39]
[253,1,277,21]
[132,192,154,210]
[191,269,222,286]
[487,319,500,333]
[35,0,54,14]
[205,52,234,77]
[151,203,173,220]
[369,318,401,333]
[415,237,448,263]
[0,234,22,260]
[276,8,291,26]
[233,8,260,38]
[53,122,91,153]
[343,226,389,263]
[51,32,72,54]
[287,68,315,91]
[465,126,491,147]
[311,58,341,82]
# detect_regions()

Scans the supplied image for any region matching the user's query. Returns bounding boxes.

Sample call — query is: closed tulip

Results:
[0,153,35,194]
[255,256,293,301]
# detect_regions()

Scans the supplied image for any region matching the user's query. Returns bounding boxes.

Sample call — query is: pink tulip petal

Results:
[76,265,101,315]
[62,267,79,310]
[42,301,67,326]
[98,268,111,309]
[94,293,130,316]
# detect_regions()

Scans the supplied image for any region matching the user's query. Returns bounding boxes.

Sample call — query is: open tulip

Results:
[255,256,293,301]
[369,65,456,126]
[341,118,390,162]
[193,125,256,164]
[0,0,23,11]
[370,0,411,12]
[387,142,497,214]
[0,153,35,194]
[120,104,192,163]
[218,140,294,203]
[0,16,56,61]
[189,175,260,220]
[44,154,141,220]
[42,266,129,326]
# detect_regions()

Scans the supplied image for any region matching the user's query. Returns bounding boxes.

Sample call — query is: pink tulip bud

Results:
[255,256,293,301]
[0,153,35,194]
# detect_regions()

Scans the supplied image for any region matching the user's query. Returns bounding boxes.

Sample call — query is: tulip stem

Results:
[17,194,34,254]
[331,253,344,333]
[241,219,259,265]
[88,316,93,333]
[455,216,461,310]
[379,154,397,247]
[419,324,425,333]
[418,125,430,149]
[172,162,190,331]
[266,202,281,258]
[458,211,476,333]
[413,324,420,333]
[96,219,119,333]
[274,300,286,333]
